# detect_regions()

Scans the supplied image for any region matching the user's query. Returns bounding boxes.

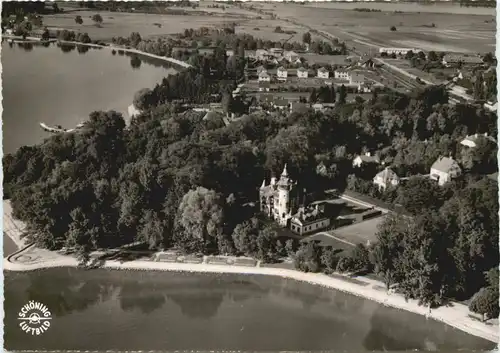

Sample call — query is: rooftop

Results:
[431,156,461,173]
[375,167,399,181]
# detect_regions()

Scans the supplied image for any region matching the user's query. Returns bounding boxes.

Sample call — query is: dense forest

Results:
[3,46,498,315]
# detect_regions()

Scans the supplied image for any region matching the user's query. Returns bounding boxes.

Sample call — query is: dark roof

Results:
[273,98,289,107]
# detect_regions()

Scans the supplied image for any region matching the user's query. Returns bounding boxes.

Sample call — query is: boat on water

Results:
[39,121,86,134]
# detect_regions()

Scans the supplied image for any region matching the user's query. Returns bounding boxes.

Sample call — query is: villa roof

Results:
[291,205,328,226]
[318,67,328,73]
[431,156,461,174]
[375,167,399,181]
[461,133,496,144]
[356,154,380,164]
[277,66,287,71]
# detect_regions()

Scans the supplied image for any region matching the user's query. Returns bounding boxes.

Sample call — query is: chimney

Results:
[270,177,276,186]
[365,152,371,157]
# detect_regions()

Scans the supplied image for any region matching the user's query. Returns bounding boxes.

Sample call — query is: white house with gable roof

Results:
[430,156,462,186]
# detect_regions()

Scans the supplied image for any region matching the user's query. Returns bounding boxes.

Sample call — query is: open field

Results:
[43,11,237,41]
[254,1,495,16]
[235,18,321,43]
[248,3,495,55]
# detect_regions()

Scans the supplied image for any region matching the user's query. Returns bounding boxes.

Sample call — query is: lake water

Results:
[2,41,176,154]
[3,232,18,257]
[4,268,495,351]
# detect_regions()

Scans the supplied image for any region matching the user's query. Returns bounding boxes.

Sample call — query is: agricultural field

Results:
[170,2,264,19]
[43,11,235,41]
[250,2,495,55]
[235,18,321,43]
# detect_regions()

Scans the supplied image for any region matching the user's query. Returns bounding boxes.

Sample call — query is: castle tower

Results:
[276,164,293,225]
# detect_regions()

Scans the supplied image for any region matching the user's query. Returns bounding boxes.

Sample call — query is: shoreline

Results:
[4,248,498,344]
[2,35,191,70]
[57,40,192,70]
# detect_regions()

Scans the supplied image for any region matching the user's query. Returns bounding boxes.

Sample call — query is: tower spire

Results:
[260,179,266,189]
[281,164,288,177]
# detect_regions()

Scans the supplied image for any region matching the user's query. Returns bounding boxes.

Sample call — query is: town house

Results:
[353,152,380,168]
[430,156,462,186]
[373,167,400,190]
[297,67,308,78]
[334,69,350,80]
[258,71,271,82]
[277,66,288,80]
[317,67,330,79]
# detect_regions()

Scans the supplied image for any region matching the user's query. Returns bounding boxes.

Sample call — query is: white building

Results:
[317,67,329,79]
[258,71,271,82]
[284,50,299,63]
[373,167,400,190]
[297,67,308,78]
[350,72,364,85]
[430,156,462,186]
[442,54,484,67]
[353,152,380,168]
[290,204,331,236]
[277,66,288,80]
[379,47,420,56]
[334,69,350,80]
[460,133,496,148]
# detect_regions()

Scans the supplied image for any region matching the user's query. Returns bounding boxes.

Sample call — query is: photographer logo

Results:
[17,301,52,335]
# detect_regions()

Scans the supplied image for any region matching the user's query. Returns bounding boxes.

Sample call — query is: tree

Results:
[309,88,318,103]
[427,51,438,62]
[92,14,103,26]
[41,28,50,41]
[133,88,154,110]
[320,246,339,273]
[302,31,311,44]
[232,218,259,256]
[129,32,142,47]
[221,91,234,116]
[75,15,83,25]
[469,287,499,322]
[390,26,397,31]
[256,226,277,262]
[294,241,322,273]
[482,52,495,65]
[174,187,225,253]
[372,214,406,290]
[338,85,347,104]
